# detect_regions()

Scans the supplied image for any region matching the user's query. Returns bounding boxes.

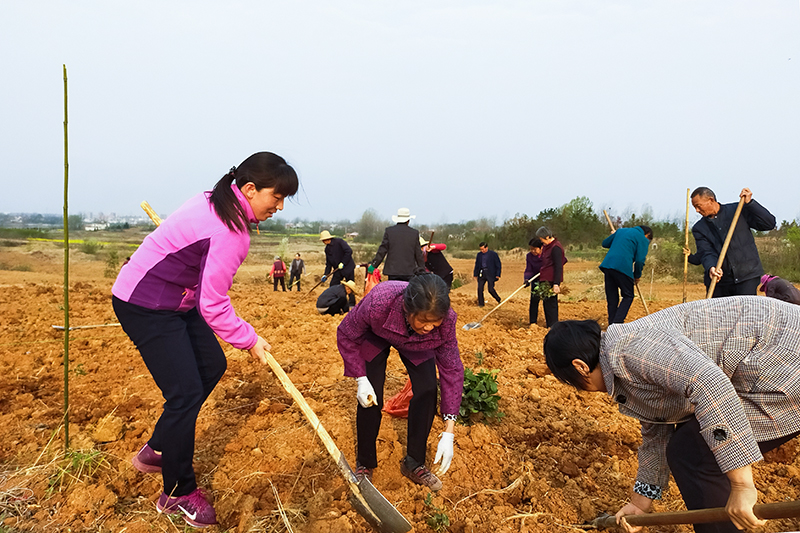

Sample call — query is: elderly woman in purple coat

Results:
[337,273,464,492]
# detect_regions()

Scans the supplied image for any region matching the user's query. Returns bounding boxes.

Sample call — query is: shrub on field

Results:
[104,250,120,278]
[80,240,103,255]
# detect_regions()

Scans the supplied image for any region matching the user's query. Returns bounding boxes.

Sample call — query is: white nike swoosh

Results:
[177,505,197,521]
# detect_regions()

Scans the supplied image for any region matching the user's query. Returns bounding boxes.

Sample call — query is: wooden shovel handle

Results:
[474,274,540,325]
[603,210,615,232]
[705,196,746,299]
[140,201,162,226]
[261,350,344,465]
[609,500,800,528]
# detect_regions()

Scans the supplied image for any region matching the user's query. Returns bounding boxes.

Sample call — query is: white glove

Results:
[356,376,377,408]
[434,432,454,475]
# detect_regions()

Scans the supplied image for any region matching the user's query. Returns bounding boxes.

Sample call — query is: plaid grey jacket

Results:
[600,296,800,498]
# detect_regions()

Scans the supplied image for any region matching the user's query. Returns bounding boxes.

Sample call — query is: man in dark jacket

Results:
[369,208,424,282]
[599,225,653,324]
[320,231,357,305]
[690,187,775,297]
[473,242,502,307]
[316,280,358,315]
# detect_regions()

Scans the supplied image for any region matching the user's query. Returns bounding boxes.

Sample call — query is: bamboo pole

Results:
[705,196,746,299]
[62,64,70,453]
[683,188,690,303]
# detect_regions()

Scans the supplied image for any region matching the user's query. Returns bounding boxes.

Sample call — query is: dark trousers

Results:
[112,297,227,497]
[356,347,437,470]
[329,270,356,306]
[539,282,559,327]
[601,268,635,324]
[477,275,501,306]
[666,416,800,533]
[273,277,285,291]
[529,290,541,325]
[440,272,454,291]
[288,272,301,291]
[710,278,760,298]
[388,274,413,282]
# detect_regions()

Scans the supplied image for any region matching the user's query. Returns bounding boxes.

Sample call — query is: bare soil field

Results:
[1,237,798,533]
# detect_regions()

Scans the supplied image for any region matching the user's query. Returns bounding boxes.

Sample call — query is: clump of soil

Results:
[0,254,797,533]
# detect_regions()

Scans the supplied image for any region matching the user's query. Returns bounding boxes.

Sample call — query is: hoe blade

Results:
[462,322,482,331]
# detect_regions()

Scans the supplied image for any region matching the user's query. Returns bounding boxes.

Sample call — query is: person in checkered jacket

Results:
[544,296,800,533]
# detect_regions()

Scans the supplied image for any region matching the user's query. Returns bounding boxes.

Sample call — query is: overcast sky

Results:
[2,1,799,228]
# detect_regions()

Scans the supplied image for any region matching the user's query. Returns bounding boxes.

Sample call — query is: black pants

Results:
[388,274,413,282]
[538,282,559,327]
[288,272,301,291]
[529,290,541,325]
[273,277,285,291]
[710,278,760,298]
[601,267,635,324]
[112,297,227,497]
[477,275,501,306]
[356,347,437,470]
[666,416,800,533]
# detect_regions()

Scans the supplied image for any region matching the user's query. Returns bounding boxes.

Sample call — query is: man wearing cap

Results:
[689,187,775,297]
[316,279,359,315]
[320,231,357,305]
[420,236,454,290]
[369,208,425,282]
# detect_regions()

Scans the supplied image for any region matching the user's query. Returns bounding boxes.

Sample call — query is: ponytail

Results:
[210,167,248,233]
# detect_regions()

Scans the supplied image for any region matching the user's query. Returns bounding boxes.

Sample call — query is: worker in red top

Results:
[535,226,567,327]
[420,236,454,289]
[269,255,287,291]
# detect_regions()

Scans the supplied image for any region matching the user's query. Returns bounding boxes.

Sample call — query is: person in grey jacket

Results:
[287,253,305,291]
[369,208,425,281]
[690,187,775,297]
[543,297,800,533]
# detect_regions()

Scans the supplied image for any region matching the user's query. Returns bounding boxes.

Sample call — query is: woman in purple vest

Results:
[535,226,567,328]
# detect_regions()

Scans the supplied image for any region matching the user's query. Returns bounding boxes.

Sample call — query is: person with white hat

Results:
[319,230,356,300]
[369,208,425,282]
[316,279,359,315]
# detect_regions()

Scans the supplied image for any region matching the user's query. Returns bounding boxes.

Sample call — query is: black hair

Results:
[638,225,654,240]
[528,238,543,248]
[403,273,450,320]
[479,242,488,248]
[535,226,554,239]
[543,320,602,390]
[209,152,299,233]
[690,187,716,201]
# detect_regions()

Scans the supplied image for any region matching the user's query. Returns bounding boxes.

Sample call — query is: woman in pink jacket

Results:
[112,152,298,528]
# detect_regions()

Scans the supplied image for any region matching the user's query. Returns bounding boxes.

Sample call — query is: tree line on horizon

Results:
[3,196,799,281]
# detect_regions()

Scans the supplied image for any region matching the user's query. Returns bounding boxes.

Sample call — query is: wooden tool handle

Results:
[705,196,745,299]
[261,350,343,462]
[603,210,615,232]
[610,500,800,528]
[683,188,690,303]
[140,201,162,227]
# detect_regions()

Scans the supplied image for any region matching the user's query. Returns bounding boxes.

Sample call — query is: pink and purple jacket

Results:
[112,185,258,350]
[336,281,464,416]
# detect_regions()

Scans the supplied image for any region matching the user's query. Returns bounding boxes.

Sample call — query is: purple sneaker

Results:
[157,488,217,528]
[132,444,162,474]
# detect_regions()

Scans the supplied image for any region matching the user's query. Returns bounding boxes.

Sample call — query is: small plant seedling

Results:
[423,492,450,532]
[72,363,87,376]
[458,367,504,425]
[474,350,484,366]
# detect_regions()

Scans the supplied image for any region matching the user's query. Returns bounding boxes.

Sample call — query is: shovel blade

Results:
[338,455,412,533]
[462,322,482,331]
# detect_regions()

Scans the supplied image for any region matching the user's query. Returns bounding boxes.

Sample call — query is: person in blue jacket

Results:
[599,225,653,324]
[473,242,502,307]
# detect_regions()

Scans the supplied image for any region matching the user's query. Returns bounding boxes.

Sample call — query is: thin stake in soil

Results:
[62,63,70,453]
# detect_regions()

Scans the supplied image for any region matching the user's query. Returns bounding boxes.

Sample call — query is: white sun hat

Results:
[392,208,415,223]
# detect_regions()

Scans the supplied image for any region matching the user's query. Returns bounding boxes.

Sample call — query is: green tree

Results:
[67,214,83,231]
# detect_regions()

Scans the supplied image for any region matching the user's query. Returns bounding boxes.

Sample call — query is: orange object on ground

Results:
[364,267,381,296]
[382,378,413,418]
